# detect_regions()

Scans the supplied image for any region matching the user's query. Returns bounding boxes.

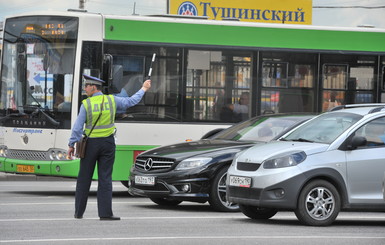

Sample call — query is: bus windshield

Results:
[0,16,78,128]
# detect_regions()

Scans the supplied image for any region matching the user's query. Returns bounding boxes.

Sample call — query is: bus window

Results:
[262,61,288,87]
[321,54,378,110]
[104,44,181,122]
[260,51,316,114]
[1,16,78,129]
[322,64,347,111]
[112,55,145,96]
[186,50,251,123]
[80,41,103,104]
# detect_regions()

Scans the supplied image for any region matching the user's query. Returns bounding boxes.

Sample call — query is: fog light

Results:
[55,165,61,172]
[181,184,190,192]
[274,189,285,198]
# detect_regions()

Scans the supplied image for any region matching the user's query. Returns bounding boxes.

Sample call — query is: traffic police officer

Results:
[68,74,151,220]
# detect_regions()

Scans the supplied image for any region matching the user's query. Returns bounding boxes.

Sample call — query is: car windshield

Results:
[283,112,362,144]
[212,115,310,142]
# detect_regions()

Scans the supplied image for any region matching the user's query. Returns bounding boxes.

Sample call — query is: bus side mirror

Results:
[103,54,113,82]
[347,135,367,150]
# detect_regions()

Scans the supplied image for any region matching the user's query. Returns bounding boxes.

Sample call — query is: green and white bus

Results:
[0,10,384,185]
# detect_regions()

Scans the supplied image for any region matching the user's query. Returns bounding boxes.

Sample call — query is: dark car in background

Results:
[128,114,313,212]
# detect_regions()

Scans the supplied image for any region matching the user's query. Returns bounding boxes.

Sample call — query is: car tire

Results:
[239,204,278,219]
[149,197,182,206]
[209,167,240,212]
[295,179,341,226]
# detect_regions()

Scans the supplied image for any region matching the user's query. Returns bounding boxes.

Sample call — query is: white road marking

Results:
[1,236,385,243]
[0,214,384,222]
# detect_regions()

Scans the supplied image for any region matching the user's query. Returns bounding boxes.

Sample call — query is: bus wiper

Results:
[40,108,60,126]
[31,105,60,127]
[0,113,27,122]
[291,138,314,143]
[28,88,43,108]
[26,91,60,127]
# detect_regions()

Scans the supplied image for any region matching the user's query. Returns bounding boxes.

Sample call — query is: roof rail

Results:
[368,106,385,114]
[328,103,385,112]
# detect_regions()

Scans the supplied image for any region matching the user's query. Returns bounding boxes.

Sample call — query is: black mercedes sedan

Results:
[128,114,313,212]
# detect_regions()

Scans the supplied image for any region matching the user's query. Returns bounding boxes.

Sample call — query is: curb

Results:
[0,172,74,181]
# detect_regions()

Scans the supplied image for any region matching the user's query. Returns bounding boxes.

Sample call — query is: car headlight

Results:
[175,157,212,170]
[263,151,306,169]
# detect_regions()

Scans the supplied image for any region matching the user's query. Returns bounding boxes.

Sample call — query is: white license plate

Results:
[135,176,155,186]
[229,175,251,188]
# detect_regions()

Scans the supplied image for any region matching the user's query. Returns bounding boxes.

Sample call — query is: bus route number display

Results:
[25,23,67,37]
[42,23,66,37]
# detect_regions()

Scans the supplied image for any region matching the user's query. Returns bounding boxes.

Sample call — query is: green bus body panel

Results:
[112,145,157,180]
[0,157,5,171]
[51,160,80,178]
[0,145,157,181]
[3,158,79,178]
[105,19,385,53]
[4,158,53,176]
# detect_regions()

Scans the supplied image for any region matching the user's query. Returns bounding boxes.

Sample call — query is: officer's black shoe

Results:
[74,215,83,219]
[100,216,120,221]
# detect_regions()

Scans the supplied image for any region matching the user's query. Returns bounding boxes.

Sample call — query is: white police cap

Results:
[83,74,105,85]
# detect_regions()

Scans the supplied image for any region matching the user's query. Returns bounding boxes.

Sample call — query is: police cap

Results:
[83,74,105,86]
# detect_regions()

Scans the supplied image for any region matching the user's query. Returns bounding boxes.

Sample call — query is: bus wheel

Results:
[150,197,182,206]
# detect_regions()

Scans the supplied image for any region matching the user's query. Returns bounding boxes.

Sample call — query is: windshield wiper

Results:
[32,106,60,127]
[27,91,60,127]
[0,107,60,127]
[0,113,27,122]
[290,138,314,143]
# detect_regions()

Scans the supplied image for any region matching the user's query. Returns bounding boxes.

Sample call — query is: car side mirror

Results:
[201,128,224,139]
[348,135,367,150]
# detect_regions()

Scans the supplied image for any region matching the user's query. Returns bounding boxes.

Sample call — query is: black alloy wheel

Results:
[209,167,240,212]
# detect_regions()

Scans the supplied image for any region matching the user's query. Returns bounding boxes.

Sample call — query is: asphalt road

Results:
[1,173,385,245]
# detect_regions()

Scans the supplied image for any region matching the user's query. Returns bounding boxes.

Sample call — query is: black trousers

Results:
[74,135,115,218]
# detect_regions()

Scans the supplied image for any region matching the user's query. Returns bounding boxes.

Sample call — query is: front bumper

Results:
[129,170,212,202]
[2,157,79,178]
[227,173,307,210]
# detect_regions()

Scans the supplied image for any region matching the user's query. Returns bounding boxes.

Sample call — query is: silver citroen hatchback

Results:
[227,104,385,226]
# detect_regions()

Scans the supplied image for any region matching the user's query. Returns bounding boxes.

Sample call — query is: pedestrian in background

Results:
[67,74,151,220]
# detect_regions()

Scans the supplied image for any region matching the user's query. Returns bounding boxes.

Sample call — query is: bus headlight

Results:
[0,145,8,157]
[55,151,66,160]
[48,148,69,161]
[49,150,56,160]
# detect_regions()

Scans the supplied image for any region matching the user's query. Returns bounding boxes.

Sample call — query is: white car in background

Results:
[227,104,385,226]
